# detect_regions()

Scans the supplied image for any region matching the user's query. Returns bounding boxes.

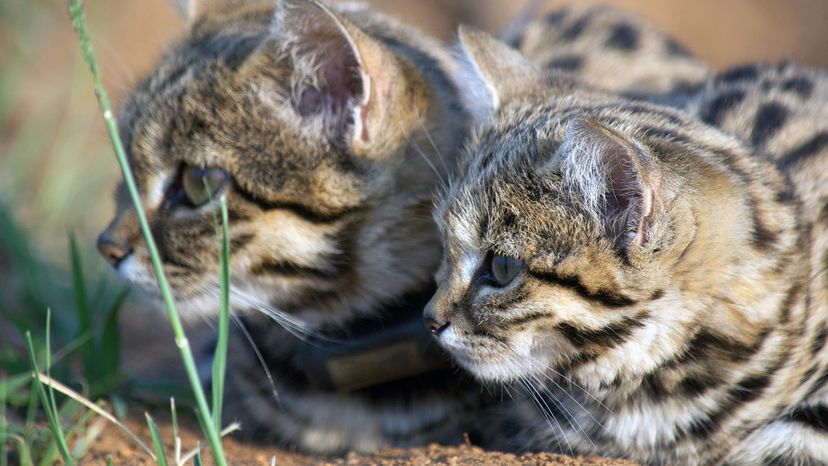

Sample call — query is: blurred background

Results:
[1,0,827,388]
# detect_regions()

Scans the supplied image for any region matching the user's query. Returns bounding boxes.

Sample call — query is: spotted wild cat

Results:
[95,0,722,456]
[426,28,828,465]
[96,0,488,454]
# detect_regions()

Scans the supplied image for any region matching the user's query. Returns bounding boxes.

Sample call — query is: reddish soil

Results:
[82,410,636,466]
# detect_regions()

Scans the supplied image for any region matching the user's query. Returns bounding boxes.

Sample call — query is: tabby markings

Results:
[778,132,828,169]
[554,311,649,349]
[530,270,638,308]
[605,23,640,51]
[700,90,746,126]
[784,405,828,432]
[749,102,788,146]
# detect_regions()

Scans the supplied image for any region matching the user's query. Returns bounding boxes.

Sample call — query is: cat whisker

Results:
[517,365,591,447]
[406,135,448,190]
[526,372,600,448]
[205,284,317,342]
[541,367,615,416]
[231,313,281,406]
[418,121,452,185]
[227,286,350,346]
[533,371,608,435]
[517,375,574,457]
[498,342,610,436]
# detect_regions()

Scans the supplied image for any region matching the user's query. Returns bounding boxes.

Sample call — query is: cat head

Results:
[97,0,452,324]
[427,28,794,388]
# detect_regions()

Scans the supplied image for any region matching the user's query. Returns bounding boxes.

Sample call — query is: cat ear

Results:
[557,118,661,250]
[454,25,543,125]
[267,0,423,158]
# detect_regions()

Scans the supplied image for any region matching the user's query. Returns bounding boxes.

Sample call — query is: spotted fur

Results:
[429,29,828,465]
[503,4,709,96]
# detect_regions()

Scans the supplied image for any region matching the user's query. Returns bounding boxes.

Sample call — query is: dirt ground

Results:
[82,409,637,466]
[102,310,638,466]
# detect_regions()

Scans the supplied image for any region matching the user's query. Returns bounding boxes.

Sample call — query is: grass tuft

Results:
[68,0,229,464]
[25,313,74,465]
[146,412,170,466]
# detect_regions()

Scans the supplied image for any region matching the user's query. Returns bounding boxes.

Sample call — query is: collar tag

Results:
[294,311,449,392]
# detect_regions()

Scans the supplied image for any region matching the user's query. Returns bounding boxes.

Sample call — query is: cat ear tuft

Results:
[558,118,660,250]
[268,0,420,158]
[454,26,543,125]
[274,0,368,119]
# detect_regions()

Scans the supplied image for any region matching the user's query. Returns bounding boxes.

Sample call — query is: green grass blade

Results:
[44,310,67,461]
[98,287,129,389]
[211,195,231,431]
[24,383,37,449]
[145,413,169,466]
[194,445,203,466]
[0,434,33,466]
[68,231,96,381]
[68,1,227,463]
[24,331,74,465]
[170,398,179,441]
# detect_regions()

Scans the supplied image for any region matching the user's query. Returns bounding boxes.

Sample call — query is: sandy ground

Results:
[74,309,641,466]
[81,409,637,466]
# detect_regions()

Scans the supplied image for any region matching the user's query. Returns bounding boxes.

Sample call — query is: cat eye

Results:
[181,165,228,207]
[479,254,526,288]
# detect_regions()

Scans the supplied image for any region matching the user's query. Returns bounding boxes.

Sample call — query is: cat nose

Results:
[97,232,132,267]
[424,299,450,335]
[424,317,449,335]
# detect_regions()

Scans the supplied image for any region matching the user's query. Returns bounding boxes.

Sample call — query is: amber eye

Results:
[181,166,228,207]
[480,254,525,288]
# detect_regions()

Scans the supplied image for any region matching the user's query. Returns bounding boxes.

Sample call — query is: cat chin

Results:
[456,353,547,384]
[437,326,547,383]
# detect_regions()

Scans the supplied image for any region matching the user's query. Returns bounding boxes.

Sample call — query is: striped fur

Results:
[94,1,723,455]
[97,0,482,454]
[430,30,828,465]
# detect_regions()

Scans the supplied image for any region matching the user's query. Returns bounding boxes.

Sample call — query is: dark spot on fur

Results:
[750,102,788,146]
[781,76,814,98]
[744,194,780,251]
[544,10,567,25]
[751,216,779,250]
[778,132,828,169]
[230,232,254,250]
[774,186,797,205]
[784,404,828,431]
[812,325,828,356]
[715,65,759,84]
[547,55,584,71]
[561,17,589,42]
[605,24,639,51]
[700,90,746,126]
